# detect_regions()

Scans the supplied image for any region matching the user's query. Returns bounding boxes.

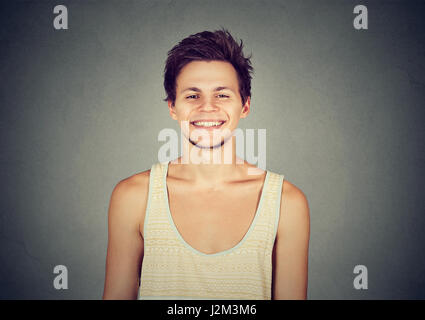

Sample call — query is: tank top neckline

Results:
[162,160,270,257]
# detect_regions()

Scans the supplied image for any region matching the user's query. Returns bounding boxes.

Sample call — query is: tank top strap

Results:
[266,171,285,240]
[243,170,284,254]
[143,161,169,239]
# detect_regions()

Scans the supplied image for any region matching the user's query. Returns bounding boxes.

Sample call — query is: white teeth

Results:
[192,121,224,127]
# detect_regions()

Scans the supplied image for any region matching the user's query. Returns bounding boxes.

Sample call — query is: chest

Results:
[166,181,264,255]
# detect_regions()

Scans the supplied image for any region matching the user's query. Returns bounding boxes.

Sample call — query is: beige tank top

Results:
[138,161,284,300]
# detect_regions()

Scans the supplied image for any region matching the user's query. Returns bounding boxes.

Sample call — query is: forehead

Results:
[176,60,239,91]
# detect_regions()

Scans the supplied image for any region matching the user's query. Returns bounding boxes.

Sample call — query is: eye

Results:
[186,94,199,99]
[217,94,229,98]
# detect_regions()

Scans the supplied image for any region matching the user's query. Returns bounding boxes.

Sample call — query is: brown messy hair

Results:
[163,28,253,107]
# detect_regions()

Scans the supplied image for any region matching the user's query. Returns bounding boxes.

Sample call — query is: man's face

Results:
[168,60,250,148]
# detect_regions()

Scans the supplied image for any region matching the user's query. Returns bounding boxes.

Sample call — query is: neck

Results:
[170,135,246,184]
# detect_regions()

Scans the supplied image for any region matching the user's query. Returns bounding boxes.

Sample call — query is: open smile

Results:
[190,120,226,130]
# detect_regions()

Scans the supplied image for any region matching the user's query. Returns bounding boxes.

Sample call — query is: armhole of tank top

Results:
[273,175,285,242]
[143,164,157,239]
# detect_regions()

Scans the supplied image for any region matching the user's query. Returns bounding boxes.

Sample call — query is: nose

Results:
[199,96,218,111]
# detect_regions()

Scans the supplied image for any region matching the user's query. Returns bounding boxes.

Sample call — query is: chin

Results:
[189,138,225,149]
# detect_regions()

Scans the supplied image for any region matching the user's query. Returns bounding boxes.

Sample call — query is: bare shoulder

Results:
[276,179,310,239]
[272,178,310,300]
[109,169,151,238]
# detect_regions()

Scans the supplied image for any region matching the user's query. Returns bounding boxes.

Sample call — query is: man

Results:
[103,29,310,300]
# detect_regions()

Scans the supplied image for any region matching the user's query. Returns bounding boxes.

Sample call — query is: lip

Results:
[190,119,226,123]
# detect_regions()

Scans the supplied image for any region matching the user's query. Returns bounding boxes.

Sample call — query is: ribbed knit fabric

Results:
[138,161,284,300]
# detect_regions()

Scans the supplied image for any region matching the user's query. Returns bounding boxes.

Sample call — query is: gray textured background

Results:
[1,0,424,299]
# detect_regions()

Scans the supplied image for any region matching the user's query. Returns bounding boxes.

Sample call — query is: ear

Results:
[167,100,178,120]
[240,96,251,119]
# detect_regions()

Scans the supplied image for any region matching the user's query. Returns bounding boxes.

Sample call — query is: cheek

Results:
[173,105,190,118]
[229,109,243,120]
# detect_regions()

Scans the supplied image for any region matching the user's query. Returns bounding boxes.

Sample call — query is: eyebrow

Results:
[180,86,234,94]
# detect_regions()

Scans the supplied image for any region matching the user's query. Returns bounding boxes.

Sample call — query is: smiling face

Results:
[168,60,250,148]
